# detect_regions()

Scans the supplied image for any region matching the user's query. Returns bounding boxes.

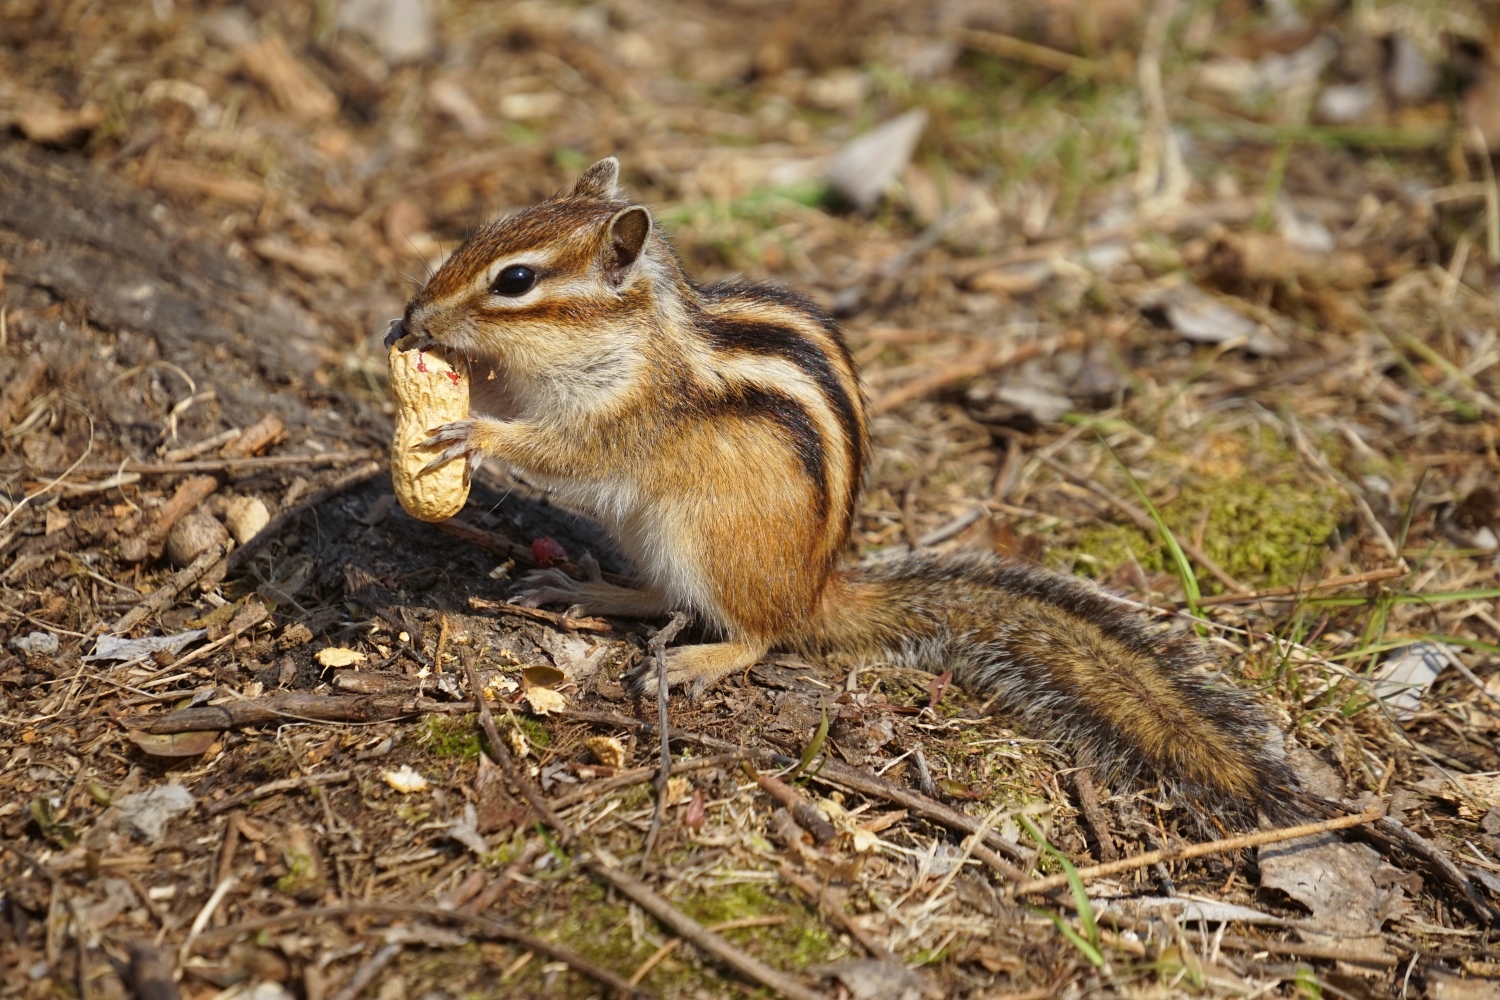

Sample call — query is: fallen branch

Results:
[1011,805,1383,896]
[778,865,893,960]
[1193,567,1406,608]
[753,769,837,844]
[644,611,690,862]
[205,769,352,816]
[147,692,466,733]
[184,903,643,998]
[1098,911,1402,967]
[628,915,789,986]
[872,334,1078,415]
[15,449,378,476]
[1368,815,1500,926]
[112,542,228,633]
[463,656,575,845]
[550,752,769,809]
[437,516,633,587]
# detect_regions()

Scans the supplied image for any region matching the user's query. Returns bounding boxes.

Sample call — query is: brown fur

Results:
[400,159,1307,826]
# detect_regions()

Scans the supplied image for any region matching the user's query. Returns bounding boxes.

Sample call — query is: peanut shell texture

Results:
[387,335,471,522]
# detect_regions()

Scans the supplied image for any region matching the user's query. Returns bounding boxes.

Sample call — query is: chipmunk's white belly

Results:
[516,471,723,623]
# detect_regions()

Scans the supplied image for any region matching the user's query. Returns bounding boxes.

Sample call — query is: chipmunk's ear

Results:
[605,205,651,286]
[572,157,620,199]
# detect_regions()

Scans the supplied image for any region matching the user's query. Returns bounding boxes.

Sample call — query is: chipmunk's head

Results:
[399,158,679,404]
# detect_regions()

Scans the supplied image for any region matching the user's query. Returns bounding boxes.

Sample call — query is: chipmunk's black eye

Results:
[492,265,537,296]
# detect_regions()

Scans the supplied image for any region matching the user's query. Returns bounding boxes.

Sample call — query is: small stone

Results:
[1316,82,1378,125]
[223,496,270,545]
[165,509,229,567]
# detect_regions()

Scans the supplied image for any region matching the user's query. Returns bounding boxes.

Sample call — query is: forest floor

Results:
[2,1,1500,998]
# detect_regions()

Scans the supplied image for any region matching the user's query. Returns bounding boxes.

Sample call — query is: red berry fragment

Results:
[531,536,568,567]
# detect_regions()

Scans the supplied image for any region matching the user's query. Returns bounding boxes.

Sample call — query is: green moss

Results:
[543,882,645,974]
[418,714,482,759]
[679,882,835,970]
[1052,450,1345,593]
[510,714,552,749]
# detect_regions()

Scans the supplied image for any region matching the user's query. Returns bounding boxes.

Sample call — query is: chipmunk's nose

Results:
[382,318,404,349]
[397,298,437,344]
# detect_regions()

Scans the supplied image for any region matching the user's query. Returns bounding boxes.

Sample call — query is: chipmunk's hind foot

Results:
[626,639,768,700]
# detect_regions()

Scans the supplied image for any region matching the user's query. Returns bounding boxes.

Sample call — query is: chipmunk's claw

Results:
[420,420,479,472]
[509,568,578,607]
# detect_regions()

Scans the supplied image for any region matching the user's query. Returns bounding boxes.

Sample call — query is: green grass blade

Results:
[1020,815,1101,951]
[1101,441,1202,613]
[791,702,829,780]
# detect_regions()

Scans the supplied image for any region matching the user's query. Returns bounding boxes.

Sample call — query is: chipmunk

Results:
[393,157,1305,825]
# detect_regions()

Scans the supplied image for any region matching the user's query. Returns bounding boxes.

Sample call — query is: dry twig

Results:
[1011,805,1383,896]
[468,595,612,632]
[585,853,824,1000]
[644,611,691,861]
[463,656,574,845]
[112,542,227,633]
[205,769,352,816]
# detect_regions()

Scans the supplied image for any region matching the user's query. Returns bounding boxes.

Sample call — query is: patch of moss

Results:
[1052,447,1345,593]
[510,714,552,749]
[679,882,835,970]
[418,714,481,759]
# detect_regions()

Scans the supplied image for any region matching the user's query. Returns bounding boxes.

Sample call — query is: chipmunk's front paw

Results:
[510,568,584,608]
[420,418,498,471]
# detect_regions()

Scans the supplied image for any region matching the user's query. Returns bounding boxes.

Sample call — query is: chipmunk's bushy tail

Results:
[797,552,1305,826]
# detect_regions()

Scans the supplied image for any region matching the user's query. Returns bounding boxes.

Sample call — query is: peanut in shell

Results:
[388,336,471,522]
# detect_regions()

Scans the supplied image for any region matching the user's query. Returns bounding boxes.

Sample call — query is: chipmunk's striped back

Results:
[687,280,867,557]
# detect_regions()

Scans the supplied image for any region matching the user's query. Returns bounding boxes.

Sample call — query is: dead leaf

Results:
[382,765,428,793]
[536,630,613,681]
[522,664,566,689]
[126,730,220,758]
[1155,285,1288,355]
[317,647,368,668]
[826,110,928,211]
[523,686,567,715]
[586,736,626,770]
[1371,642,1450,720]
[1260,834,1411,937]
